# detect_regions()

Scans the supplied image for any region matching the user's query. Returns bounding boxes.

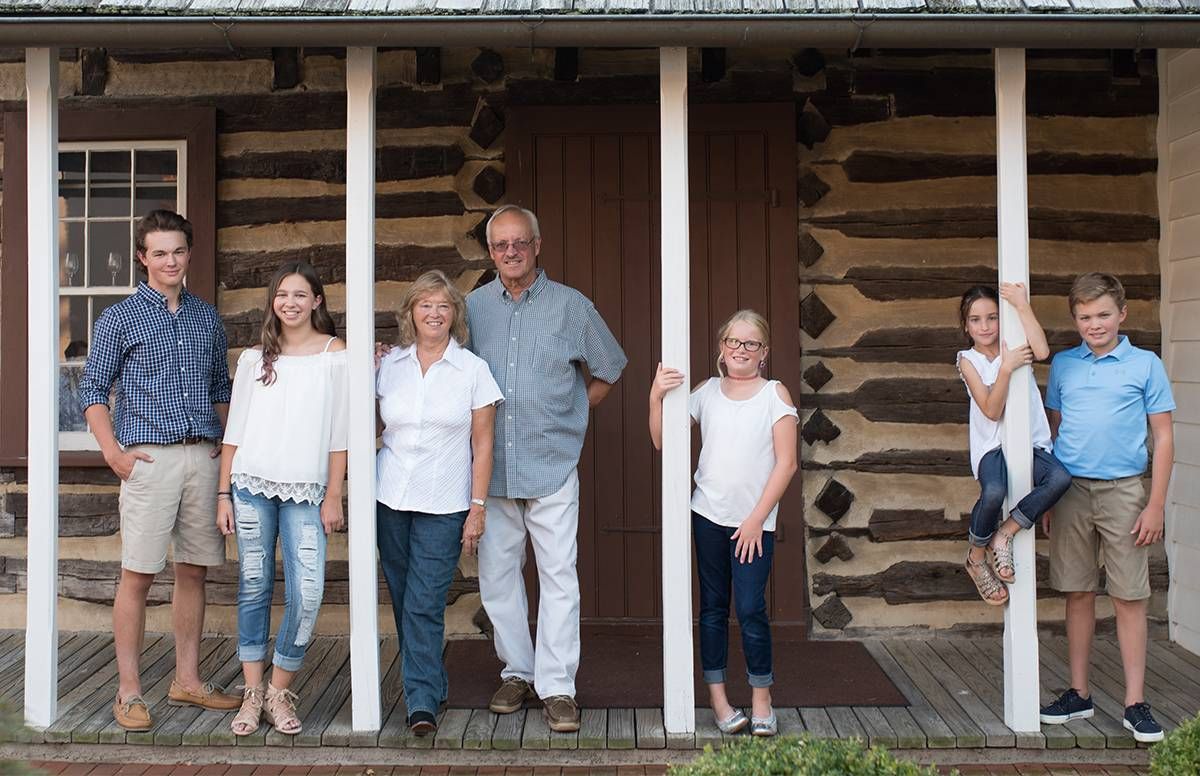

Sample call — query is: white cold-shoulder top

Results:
[224,338,349,504]
[957,347,1052,480]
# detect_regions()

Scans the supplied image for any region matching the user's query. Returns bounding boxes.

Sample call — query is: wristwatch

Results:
[470,498,487,510]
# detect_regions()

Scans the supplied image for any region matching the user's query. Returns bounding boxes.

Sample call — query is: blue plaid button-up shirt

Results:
[467,271,627,499]
[79,282,232,447]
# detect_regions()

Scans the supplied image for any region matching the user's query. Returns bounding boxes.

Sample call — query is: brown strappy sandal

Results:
[230,683,265,737]
[263,683,302,735]
[966,549,1009,606]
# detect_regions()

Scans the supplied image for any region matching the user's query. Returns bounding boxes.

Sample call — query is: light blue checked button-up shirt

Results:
[467,270,627,500]
[79,281,232,447]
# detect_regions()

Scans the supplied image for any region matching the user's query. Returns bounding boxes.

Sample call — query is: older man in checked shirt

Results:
[467,205,627,733]
[80,210,240,731]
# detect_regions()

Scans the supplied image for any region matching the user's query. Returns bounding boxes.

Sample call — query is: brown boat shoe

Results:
[167,679,241,711]
[488,676,536,714]
[542,695,581,733]
[112,694,152,730]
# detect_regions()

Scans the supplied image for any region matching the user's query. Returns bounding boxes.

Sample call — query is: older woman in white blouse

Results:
[376,269,502,737]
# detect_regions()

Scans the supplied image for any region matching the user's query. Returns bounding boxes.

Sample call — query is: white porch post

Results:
[346,45,381,732]
[659,46,695,738]
[24,46,60,730]
[994,47,1041,733]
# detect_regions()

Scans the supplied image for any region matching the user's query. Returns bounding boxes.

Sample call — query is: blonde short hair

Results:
[1069,272,1126,314]
[715,309,770,376]
[397,270,469,347]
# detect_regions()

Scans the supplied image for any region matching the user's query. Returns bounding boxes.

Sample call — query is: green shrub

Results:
[0,701,41,774]
[669,734,949,776]
[1151,711,1200,776]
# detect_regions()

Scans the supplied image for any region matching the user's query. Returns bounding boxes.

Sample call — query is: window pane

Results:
[60,221,85,287]
[89,151,132,218]
[135,150,178,215]
[60,151,86,218]
[58,365,88,432]
[88,221,132,287]
[92,295,127,327]
[61,296,88,360]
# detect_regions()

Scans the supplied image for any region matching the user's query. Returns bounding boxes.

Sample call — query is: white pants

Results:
[479,470,580,699]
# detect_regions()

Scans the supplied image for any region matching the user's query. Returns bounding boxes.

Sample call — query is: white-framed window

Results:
[57,140,188,450]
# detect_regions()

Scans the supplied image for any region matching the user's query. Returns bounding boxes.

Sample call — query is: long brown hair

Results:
[258,261,337,385]
[958,285,999,346]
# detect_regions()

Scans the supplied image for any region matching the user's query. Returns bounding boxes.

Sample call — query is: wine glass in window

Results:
[64,252,80,287]
[107,251,124,286]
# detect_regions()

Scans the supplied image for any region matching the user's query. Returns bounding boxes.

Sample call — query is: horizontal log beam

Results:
[223,309,400,349]
[3,557,478,608]
[801,378,965,425]
[843,151,1156,183]
[837,267,1159,302]
[813,557,1169,604]
[806,450,971,477]
[808,207,1158,242]
[216,191,464,229]
[217,146,465,183]
[217,243,480,290]
[2,492,119,538]
[808,327,1160,364]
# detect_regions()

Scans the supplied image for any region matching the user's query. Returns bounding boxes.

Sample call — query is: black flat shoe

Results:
[408,709,437,737]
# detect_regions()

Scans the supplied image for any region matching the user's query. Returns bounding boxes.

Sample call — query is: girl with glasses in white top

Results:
[217,261,348,737]
[649,310,798,738]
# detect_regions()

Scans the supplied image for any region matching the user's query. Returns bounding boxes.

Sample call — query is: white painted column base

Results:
[24,46,61,730]
[346,45,381,733]
[659,45,695,738]
[995,47,1041,734]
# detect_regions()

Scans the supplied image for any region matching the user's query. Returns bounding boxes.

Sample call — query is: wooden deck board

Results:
[853,706,898,748]
[606,707,635,749]
[863,639,959,748]
[9,632,1198,754]
[634,707,664,749]
[462,708,498,750]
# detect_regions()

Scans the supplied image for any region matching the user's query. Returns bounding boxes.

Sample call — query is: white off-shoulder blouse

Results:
[224,340,349,505]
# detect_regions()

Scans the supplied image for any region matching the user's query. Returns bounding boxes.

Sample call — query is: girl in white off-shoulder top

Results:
[217,261,348,738]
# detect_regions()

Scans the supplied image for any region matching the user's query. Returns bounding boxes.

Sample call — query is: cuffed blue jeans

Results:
[693,512,774,688]
[969,446,1072,547]
[233,487,327,672]
[377,503,465,717]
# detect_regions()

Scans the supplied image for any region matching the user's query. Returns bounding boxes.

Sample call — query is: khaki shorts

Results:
[1049,475,1150,601]
[119,442,226,573]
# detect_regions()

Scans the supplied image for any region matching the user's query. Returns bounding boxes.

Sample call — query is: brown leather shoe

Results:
[488,676,535,714]
[113,694,152,730]
[542,695,580,733]
[167,679,241,711]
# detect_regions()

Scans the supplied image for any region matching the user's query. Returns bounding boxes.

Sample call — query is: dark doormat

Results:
[443,631,909,708]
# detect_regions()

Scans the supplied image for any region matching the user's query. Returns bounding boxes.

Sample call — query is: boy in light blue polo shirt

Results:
[1039,273,1175,743]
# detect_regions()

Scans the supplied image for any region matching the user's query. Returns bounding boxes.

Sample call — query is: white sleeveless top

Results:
[957,347,1052,479]
[224,337,349,504]
[688,378,798,532]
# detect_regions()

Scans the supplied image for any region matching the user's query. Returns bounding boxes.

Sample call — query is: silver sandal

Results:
[751,709,777,737]
[715,708,748,734]
[990,532,1016,584]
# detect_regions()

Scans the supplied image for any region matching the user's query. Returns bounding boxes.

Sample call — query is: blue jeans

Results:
[693,512,774,688]
[377,503,466,716]
[233,488,327,672]
[969,447,1072,547]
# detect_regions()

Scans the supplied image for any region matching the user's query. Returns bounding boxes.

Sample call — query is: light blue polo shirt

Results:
[1045,335,1175,480]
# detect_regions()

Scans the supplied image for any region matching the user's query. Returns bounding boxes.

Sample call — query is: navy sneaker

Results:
[1123,702,1164,743]
[1040,688,1094,724]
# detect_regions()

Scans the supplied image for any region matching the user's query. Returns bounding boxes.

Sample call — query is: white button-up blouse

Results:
[376,339,503,515]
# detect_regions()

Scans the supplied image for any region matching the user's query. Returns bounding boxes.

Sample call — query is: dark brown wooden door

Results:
[507,104,806,635]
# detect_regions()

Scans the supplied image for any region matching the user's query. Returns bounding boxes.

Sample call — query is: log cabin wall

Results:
[0,46,1163,637]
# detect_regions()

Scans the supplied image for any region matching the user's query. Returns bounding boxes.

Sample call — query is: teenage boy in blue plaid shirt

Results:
[80,210,240,730]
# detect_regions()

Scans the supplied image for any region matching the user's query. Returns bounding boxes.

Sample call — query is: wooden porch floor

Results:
[2,630,1198,754]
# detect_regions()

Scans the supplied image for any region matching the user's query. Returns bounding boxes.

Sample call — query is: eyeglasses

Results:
[722,337,764,353]
[489,239,536,254]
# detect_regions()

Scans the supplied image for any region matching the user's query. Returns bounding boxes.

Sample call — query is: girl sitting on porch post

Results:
[648,310,798,738]
[956,283,1070,605]
[216,261,349,736]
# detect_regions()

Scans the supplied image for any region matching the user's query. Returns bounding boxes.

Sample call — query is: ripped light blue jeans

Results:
[233,487,327,671]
